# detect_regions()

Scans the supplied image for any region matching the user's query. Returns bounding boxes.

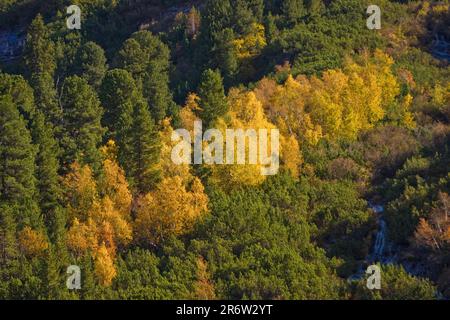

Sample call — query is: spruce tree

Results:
[81,254,96,300]
[198,69,228,127]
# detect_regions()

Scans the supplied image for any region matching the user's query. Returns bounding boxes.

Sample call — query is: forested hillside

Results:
[0,0,449,300]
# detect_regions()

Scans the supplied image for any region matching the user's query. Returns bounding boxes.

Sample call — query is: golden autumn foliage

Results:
[208,89,302,188]
[193,257,216,300]
[254,50,414,142]
[179,93,202,134]
[255,75,322,145]
[135,113,211,246]
[65,160,132,257]
[232,23,267,60]
[94,243,117,287]
[99,158,133,216]
[64,149,133,286]
[62,162,97,222]
[134,176,208,245]
[18,227,49,258]
[415,192,450,251]
[66,218,98,257]
[159,119,192,182]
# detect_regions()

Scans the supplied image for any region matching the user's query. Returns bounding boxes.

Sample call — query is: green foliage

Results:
[354,264,437,300]
[76,41,108,89]
[31,112,62,237]
[126,98,161,193]
[191,173,345,299]
[60,76,104,173]
[0,0,448,301]
[0,94,41,228]
[117,31,175,122]
[197,69,228,126]
[24,14,56,76]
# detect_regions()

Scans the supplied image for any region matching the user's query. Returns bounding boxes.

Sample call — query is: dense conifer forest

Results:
[0,0,449,300]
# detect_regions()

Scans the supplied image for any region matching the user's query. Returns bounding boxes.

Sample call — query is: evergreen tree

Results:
[233,0,264,34]
[81,254,96,300]
[202,0,232,43]
[281,0,306,26]
[77,41,108,89]
[24,15,61,131]
[197,69,228,126]
[118,31,174,122]
[212,28,238,84]
[46,245,61,299]
[0,205,19,299]
[31,111,62,237]
[30,72,61,131]
[0,73,36,120]
[126,98,161,194]
[24,14,56,76]
[60,76,105,173]
[305,0,325,16]
[100,69,135,138]
[0,95,40,228]
[264,13,279,45]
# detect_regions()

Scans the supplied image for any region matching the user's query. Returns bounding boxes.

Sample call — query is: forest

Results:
[0,0,449,300]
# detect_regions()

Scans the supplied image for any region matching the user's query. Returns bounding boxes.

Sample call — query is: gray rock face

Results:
[0,31,25,63]
[431,34,450,61]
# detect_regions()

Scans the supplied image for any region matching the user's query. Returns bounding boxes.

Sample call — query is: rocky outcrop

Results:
[0,30,25,63]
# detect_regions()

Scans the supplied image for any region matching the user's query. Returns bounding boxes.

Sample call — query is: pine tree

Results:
[0,95,41,228]
[30,72,61,132]
[24,14,56,76]
[0,73,36,120]
[81,254,96,299]
[305,0,325,16]
[126,98,161,194]
[281,0,306,26]
[198,69,228,127]
[24,15,61,130]
[45,245,61,299]
[213,28,238,84]
[77,42,108,89]
[0,204,19,268]
[233,0,264,34]
[118,31,175,122]
[202,0,232,43]
[99,69,135,139]
[0,204,19,299]
[31,111,62,238]
[60,76,105,174]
